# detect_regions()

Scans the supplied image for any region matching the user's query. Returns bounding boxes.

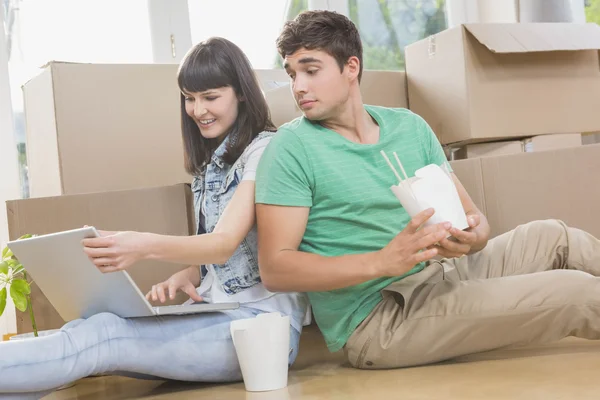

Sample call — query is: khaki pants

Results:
[345,220,600,369]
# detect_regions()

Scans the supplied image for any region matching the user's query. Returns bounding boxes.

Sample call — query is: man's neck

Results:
[320,92,379,145]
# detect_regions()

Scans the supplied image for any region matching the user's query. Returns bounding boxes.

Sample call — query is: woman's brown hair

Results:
[177,37,276,175]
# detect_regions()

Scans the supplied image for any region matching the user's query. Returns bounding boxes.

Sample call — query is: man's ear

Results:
[346,56,361,81]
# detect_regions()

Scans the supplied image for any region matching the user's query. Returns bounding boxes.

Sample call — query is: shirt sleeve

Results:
[241,136,271,182]
[255,128,314,207]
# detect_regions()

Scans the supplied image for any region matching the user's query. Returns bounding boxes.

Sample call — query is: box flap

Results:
[464,23,600,53]
[39,60,87,69]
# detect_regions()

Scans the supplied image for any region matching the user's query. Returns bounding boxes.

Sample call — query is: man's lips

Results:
[299,99,316,107]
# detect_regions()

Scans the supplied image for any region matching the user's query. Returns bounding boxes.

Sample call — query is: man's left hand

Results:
[430,213,481,259]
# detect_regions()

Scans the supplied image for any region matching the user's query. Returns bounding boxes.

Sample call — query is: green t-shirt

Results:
[255,106,449,352]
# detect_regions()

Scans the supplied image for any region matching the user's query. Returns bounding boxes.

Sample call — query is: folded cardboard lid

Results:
[464,23,600,53]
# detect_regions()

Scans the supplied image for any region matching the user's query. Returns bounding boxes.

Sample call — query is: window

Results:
[586,0,600,23]
[188,0,308,69]
[348,0,447,71]
[4,0,153,198]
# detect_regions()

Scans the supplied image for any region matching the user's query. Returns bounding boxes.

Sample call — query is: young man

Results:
[255,10,600,369]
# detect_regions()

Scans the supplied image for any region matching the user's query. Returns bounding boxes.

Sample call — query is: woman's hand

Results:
[146,266,203,303]
[82,230,154,273]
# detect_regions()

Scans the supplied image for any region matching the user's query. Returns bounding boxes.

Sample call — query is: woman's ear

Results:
[238,95,246,102]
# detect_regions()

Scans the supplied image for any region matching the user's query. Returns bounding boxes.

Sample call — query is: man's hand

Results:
[146,266,203,303]
[375,208,451,277]
[82,230,152,273]
[430,213,481,259]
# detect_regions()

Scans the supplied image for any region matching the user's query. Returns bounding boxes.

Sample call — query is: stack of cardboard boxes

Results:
[7,62,195,333]
[404,23,600,238]
[405,23,600,160]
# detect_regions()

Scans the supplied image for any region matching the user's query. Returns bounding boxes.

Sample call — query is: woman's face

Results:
[183,86,240,141]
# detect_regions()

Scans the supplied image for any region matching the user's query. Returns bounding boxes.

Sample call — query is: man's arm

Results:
[452,173,490,254]
[417,112,489,256]
[256,204,449,293]
[430,173,490,259]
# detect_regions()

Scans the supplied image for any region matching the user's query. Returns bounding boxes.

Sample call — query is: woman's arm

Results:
[147,180,257,265]
[82,181,256,273]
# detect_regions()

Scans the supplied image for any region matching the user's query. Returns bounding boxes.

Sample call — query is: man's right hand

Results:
[146,266,203,304]
[375,208,451,277]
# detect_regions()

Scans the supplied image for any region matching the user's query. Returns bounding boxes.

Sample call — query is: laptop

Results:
[7,227,239,321]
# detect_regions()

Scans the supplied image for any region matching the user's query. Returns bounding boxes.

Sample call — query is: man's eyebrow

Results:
[284,57,323,70]
[298,57,322,64]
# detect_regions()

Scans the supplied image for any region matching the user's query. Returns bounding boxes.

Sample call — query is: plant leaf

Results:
[11,265,24,277]
[2,247,13,260]
[0,261,7,275]
[7,259,19,268]
[18,234,33,240]
[10,286,27,312]
[0,287,6,316]
[11,279,31,296]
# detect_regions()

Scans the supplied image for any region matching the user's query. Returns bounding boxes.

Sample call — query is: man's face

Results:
[283,48,351,121]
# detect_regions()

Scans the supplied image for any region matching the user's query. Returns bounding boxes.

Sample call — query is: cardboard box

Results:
[265,85,302,128]
[406,23,600,145]
[265,70,408,127]
[522,133,582,152]
[453,133,582,159]
[361,70,408,109]
[453,140,523,160]
[23,62,191,198]
[583,132,600,145]
[254,69,289,92]
[451,144,600,239]
[6,184,195,333]
[448,159,486,217]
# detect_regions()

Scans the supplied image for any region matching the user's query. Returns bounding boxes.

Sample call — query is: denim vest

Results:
[191,131,274,295]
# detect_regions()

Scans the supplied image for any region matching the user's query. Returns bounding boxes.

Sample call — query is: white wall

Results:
[570,0,587,23]
[147,0,192,63]
[448,0,585,25]
[0,7,21,337]
[447,0,481,26]
[308,0,349,15]
[448,0,518,26]
[518,0,578,22]
[479,0,518,22]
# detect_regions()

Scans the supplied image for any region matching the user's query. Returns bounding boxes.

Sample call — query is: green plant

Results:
[1,234,38,337]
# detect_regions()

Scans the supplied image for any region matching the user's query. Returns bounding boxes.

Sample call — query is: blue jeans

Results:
[0,307,302,398]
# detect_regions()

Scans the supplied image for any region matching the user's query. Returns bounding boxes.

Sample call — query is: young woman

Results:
[0,37,307,398]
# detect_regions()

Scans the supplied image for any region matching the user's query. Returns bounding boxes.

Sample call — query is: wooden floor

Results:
[46,326,600,400]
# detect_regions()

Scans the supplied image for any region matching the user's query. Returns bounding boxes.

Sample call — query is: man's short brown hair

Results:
[277,10,363,82]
